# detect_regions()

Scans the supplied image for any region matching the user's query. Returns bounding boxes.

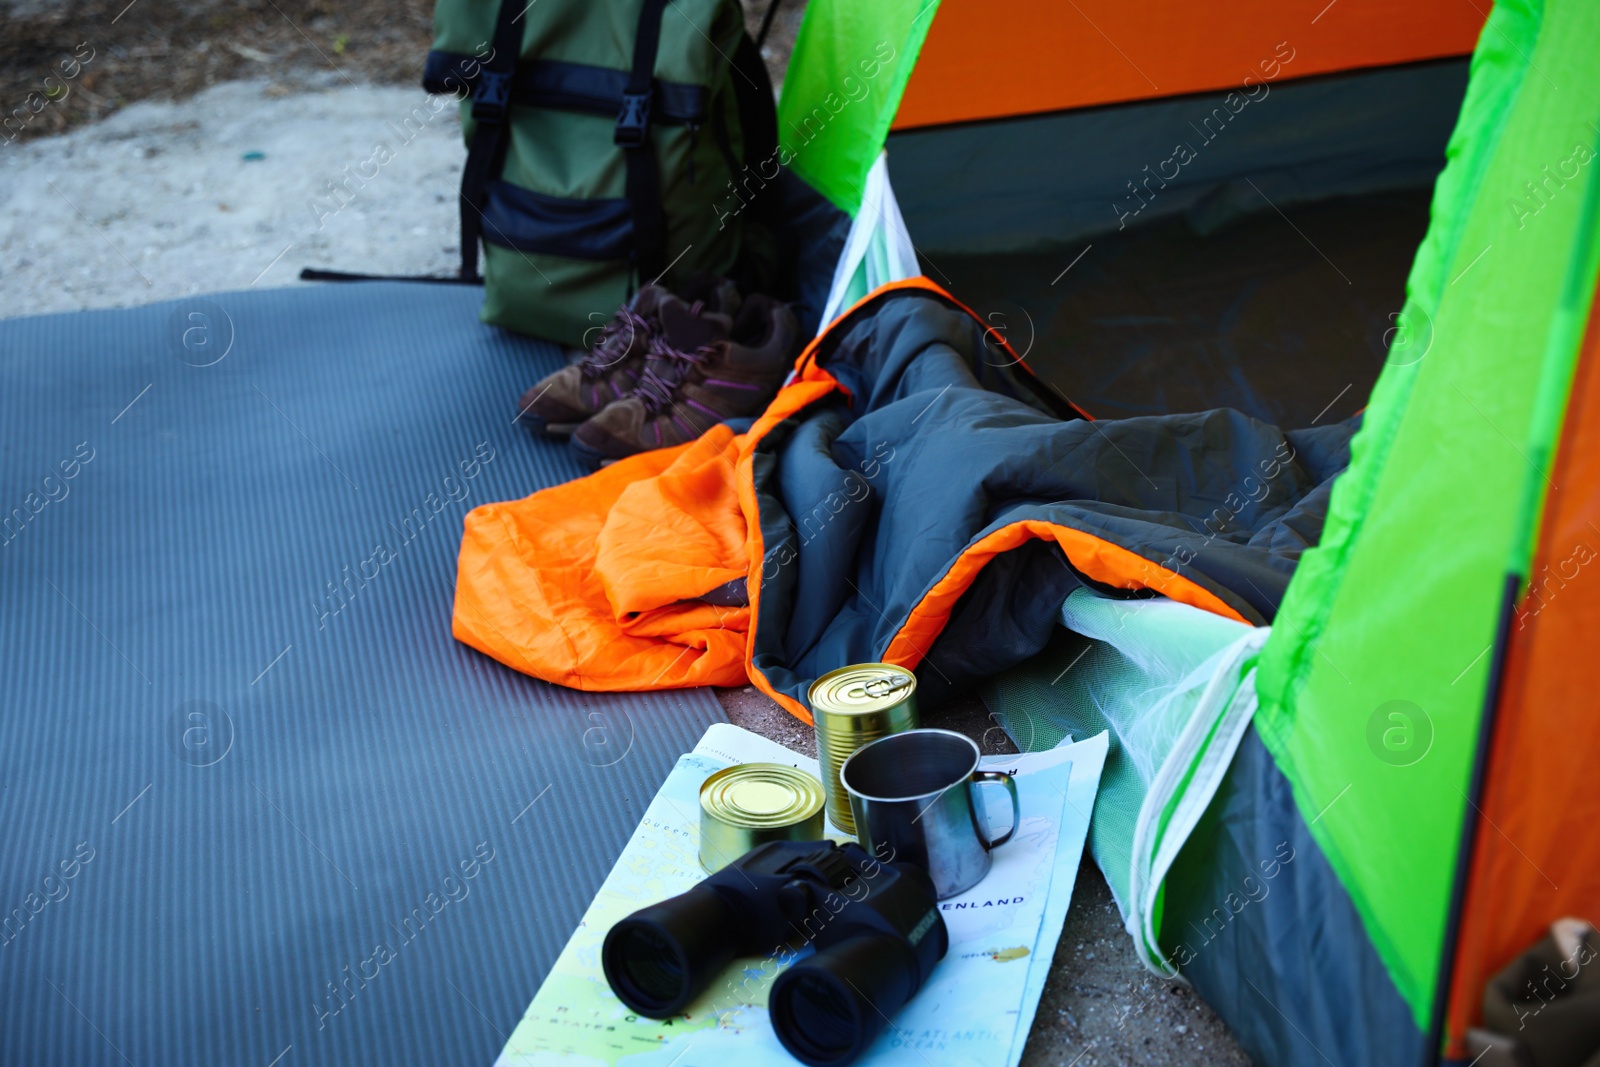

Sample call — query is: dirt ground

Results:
[2,0,1251,1061]
[1,0,435,144]
[1,0,801,145]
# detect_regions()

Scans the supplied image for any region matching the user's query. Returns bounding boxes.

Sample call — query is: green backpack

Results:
[425,0,777,346]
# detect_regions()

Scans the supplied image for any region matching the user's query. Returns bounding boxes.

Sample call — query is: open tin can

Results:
[808,663,919,834]
[698,763,826,872]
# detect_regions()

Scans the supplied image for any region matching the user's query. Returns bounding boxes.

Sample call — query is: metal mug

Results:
[839,728,1020,899]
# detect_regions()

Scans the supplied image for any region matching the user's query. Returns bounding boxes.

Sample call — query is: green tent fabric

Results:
[777,1,938,324]
[1253,0,1600,1031]
[777,0,937,215]
[768,0,1600,1059]
[778,0,1600,1057]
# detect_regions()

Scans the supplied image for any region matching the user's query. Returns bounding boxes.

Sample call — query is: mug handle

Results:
[971,770,1020,849]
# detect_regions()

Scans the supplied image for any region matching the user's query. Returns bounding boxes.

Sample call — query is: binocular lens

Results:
[601,887,739,1018]
[771,935,918,1066]
[599,841,945,1067]
[608,925,688,1012]
[774,972,863,1064]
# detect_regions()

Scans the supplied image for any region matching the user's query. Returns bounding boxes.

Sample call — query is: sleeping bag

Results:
[452,278,1354,720]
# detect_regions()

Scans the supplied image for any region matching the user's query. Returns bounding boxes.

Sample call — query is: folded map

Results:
[494,723,1107,1067]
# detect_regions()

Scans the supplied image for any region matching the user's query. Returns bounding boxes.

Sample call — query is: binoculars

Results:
[601,839,948,1067]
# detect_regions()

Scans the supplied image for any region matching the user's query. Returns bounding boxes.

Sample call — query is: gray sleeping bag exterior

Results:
[742,283,1355,712]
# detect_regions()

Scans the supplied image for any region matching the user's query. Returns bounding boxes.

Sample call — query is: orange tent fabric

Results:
[1444,277,1600,1048]
[893,0,1486,130]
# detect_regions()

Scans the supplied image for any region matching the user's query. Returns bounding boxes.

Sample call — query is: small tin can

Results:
[808,663,919,834]
[698,763,826,872]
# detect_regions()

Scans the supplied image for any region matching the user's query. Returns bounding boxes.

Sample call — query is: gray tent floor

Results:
[0,281,723,1066]
[938,189,1429,428]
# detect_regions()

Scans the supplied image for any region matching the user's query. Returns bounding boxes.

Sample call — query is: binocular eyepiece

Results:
[601,839,948,1067]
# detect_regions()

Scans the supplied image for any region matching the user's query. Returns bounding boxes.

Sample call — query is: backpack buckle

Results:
[614,91,652,147]
[471,70,512,123]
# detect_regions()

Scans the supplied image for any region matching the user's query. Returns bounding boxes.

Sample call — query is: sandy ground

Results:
[2,76,1250,1066]
[2,78,465,317]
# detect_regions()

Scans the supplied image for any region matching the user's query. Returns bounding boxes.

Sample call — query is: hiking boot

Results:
[570,294,798,465]
[1468,919,1600,1067]
[516,276,740,436]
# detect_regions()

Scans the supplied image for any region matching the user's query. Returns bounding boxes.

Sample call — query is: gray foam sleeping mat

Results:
[0,281,724,1066]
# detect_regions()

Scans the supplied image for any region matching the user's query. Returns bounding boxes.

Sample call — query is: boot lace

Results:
[632,331,716,413]
[579,307,654,377]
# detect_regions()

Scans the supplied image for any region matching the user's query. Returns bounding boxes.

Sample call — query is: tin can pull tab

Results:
[853,673,913,700]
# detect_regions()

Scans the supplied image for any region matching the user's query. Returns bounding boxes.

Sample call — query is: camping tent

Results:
[772,1,1600,1064]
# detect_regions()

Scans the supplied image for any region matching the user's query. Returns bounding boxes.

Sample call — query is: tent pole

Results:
[1426,572,1520,1065]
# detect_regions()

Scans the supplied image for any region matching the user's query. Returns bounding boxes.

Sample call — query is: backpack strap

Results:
[457,0,526,281]
[729,30,778,221]
[616,0,671,283]
[754,0,784,48]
